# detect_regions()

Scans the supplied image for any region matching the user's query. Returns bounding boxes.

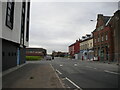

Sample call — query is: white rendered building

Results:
[0,0,30,71]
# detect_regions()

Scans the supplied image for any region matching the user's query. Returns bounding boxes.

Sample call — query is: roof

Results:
[26,48,46,51]
[103,16,111,24]
[104,16,111,25]
[80,37,93,42]
[69,43,75,47]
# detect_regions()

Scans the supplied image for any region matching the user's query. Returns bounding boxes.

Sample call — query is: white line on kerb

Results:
[104,70,120,75]
[56,69,62,75]
[65,77,82,89]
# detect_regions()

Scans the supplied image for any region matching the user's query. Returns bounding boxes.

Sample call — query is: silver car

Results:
[45,55,52,60]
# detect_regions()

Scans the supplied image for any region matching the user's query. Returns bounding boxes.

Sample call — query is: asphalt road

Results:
[50,57,120,89]
[2,57,119,89]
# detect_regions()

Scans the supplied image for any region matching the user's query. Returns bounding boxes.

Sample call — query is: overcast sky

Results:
[29,1,119,54]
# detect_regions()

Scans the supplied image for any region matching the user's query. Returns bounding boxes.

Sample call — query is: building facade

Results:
[80,34,94,60]
[69,40,80,59]
[110,10,120,62]
[1,1,30,71]
[69,43,75,58]
[26,48,47,57]
[93,14,114,62]
[52,51,68,57]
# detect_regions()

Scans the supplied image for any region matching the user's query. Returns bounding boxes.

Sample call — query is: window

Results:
[26,2,30,41]
[20,2,26,45]
[88,44,89,48]
[90,43,92,47]
[98,37,100,42]
[95,38,96,43]
[102,36,104,41]
[6,1,14,29]
[101,26,104,30]
[2,52,5,56]
[106,34,108,40]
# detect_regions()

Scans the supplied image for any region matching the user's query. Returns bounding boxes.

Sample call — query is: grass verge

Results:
[26,56,43,61]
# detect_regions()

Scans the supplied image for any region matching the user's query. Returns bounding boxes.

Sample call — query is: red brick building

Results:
[69,40,80,58]
[69,43,75,58]
[26,48,47,57]
[110,10,120,62]
[93,14,114,61]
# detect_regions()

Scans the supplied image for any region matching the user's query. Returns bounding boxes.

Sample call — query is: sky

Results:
[29,1,119,54]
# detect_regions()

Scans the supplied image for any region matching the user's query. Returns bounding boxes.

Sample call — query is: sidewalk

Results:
[92,60,119,66]
[2,62,64,88]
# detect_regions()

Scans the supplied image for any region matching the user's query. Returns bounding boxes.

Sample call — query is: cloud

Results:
[29,2,118,53]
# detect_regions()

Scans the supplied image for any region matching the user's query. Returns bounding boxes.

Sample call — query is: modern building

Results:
[80,34,94,60]
[0,1,30,71]
[26,48,47,57]
[92,14,114,62]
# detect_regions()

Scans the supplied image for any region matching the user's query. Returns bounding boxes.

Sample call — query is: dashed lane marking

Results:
[104,70,120,75]
[56,69,62,75]
[74,64,77,66]
[60,64,63,67]
[86,66,97,70]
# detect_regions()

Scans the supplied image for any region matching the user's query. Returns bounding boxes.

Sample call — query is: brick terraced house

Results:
[69,40,81,59]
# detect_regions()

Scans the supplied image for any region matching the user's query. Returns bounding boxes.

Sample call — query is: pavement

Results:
[2,61,64,88]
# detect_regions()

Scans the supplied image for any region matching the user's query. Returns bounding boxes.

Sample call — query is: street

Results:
[51,57,119,89]
[2,57,119,89]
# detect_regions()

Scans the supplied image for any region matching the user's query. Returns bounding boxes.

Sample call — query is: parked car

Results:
[45,55,52,60]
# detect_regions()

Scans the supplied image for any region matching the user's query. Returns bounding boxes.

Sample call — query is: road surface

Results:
[51,57,119,89]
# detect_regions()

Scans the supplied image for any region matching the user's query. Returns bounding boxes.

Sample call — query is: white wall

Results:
[0,1,2,38]
[2,2,29,47]
[2,2,22,44]
[0,2,2,87]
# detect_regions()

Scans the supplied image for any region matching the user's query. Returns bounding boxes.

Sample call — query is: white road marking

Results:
[104,70,120,75]
[86,66,97,70]
[60,64,63,67]
[74,64,77,66]
[65,77,82,89]
[56,69,62,75]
